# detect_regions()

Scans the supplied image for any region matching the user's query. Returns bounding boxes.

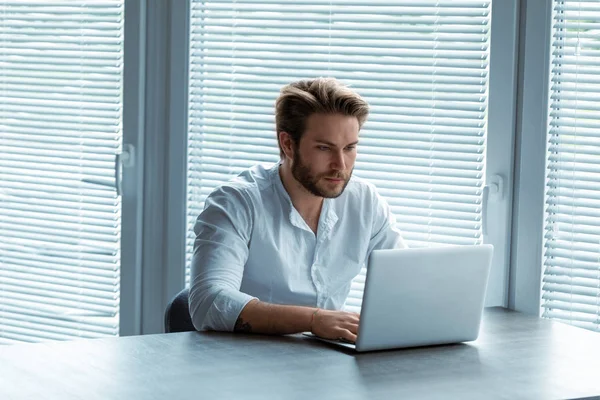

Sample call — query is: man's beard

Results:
[291,149,352,198]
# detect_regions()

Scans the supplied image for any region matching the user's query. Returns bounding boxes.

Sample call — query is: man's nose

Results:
[331,150,346,171]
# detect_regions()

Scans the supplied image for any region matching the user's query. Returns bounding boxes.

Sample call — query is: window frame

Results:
[120,0,147,336]
[121,0,191,335]
[486,0,520,306]
[508,0,553,315]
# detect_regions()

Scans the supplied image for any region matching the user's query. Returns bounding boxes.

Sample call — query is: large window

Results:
[0,2,124,343]
[186,0,492,309]
[542,0,600,332]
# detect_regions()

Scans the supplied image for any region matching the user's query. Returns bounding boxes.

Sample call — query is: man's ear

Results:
[278,131,295,160]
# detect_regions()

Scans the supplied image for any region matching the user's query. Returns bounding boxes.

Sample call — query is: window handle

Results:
[81,144,135,196]
[483,174,504,237]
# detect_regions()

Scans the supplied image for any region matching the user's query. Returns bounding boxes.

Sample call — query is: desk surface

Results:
[1,308,599,400]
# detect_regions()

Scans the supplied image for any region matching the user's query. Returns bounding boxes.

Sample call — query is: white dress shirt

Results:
[189,163,406,331]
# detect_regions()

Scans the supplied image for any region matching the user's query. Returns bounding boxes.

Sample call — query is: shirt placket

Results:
[311,233,326,307]
[310,203,338,309]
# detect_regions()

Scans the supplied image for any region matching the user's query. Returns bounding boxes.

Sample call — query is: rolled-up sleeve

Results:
[366,189,407,258]
[189,185,257,332]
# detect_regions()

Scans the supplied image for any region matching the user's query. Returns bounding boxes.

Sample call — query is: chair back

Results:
[164,288,196,333]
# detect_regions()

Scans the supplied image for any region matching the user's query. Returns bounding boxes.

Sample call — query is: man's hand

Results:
[311,309,360,343]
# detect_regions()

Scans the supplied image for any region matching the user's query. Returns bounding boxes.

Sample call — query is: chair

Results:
[164,288,196,333]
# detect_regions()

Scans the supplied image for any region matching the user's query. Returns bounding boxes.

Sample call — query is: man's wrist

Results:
[310,308,320,333]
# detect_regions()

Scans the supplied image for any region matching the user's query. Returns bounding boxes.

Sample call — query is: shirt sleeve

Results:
[366,188,407,258]
[188,185,258,332]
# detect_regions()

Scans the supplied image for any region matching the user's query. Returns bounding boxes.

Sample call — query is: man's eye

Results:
[318,146,330,151]
[345,146,356,151]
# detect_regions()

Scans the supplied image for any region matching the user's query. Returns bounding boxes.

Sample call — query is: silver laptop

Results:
[304,244,494,352]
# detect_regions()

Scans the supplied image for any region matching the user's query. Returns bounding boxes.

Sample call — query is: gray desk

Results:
[0,308,599,400]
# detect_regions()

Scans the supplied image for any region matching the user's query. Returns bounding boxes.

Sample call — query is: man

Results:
[189,77,406,343]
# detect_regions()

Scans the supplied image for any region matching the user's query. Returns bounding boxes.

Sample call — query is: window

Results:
[186,0,492,309]
[542,0,600,332]
[0,2,124,343]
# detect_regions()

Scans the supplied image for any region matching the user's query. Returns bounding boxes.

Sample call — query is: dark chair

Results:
[164,288,196,333]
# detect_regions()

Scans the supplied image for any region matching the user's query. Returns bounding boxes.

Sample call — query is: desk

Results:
[0,308,599,399]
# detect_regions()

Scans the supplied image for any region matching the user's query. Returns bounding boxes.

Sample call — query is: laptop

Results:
[304,244,494,352]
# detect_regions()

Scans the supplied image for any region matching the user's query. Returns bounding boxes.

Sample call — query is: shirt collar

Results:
[269,162,339,238]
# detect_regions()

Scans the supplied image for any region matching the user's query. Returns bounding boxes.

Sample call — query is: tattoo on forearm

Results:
[234,317,252,333]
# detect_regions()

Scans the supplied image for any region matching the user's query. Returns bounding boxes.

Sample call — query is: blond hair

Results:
[275,77,369,158]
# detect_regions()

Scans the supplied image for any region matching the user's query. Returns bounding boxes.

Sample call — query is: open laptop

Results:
[304,244,494,352]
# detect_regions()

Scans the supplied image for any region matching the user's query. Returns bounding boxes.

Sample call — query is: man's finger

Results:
[343,313,360,323]
[343,322,359,334]
[340,329,357,343]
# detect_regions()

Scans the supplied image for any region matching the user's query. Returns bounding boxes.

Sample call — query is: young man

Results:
[189,77,406,343]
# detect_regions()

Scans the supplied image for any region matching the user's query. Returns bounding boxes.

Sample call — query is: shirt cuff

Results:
[204,288,258,332]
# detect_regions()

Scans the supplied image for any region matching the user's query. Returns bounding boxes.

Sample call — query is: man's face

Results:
[291,113,359,198]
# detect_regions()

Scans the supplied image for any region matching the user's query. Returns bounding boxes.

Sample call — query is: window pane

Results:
[0,1,124,344]
[543,0,600,332]
[186,0,491,310]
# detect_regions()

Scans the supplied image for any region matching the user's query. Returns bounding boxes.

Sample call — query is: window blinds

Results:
[0,1,124,344]
[187,0,490,310]
[543,0,600,332]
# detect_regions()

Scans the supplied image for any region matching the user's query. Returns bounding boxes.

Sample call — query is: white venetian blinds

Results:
[543,0,600,332]
[0,1,124,344]
[186,1,491,306]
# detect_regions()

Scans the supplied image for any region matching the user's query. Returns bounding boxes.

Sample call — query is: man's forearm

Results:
[233,299,317,335]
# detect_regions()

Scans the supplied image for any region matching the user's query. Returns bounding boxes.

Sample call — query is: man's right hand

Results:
[310,309,360,343]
